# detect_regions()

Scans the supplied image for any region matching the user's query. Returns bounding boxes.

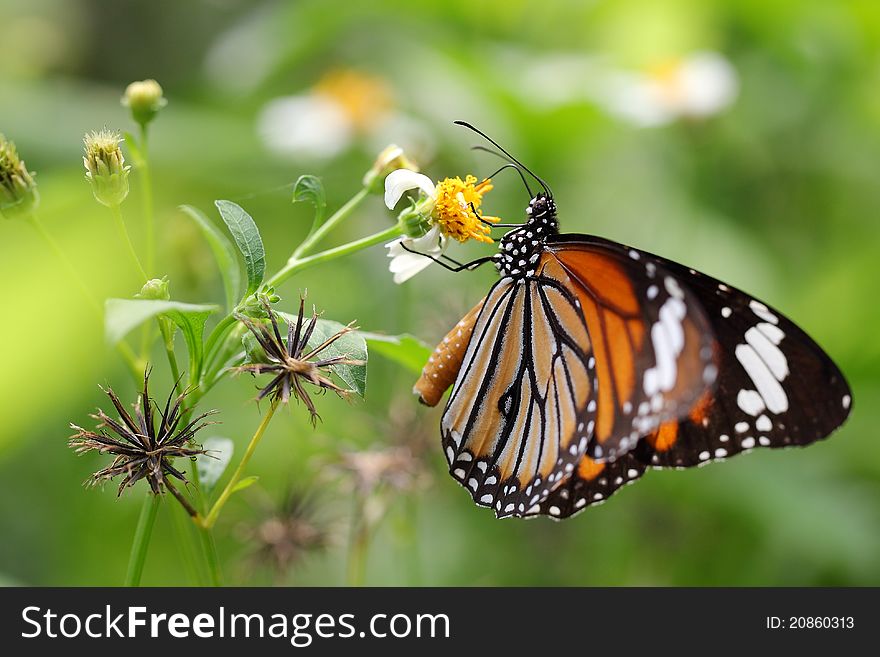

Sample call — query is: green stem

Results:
[124,493,161,586]
[159,320,182,395]
[201,401,278,529]
[268,223,402,288]
[169,502,205,585]
[198,525,222,586]
[27,213,142,378]
[292,187,369,259]
[203,313,239,373]
[110,204,148,281]
[139,124,155,275]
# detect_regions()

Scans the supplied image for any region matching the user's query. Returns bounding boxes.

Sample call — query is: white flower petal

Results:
[385,226,447,284]
[384,169,436,209]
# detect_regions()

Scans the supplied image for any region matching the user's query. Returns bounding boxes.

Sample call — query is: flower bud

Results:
[136,277,170,301]
[363,144,418,194]
[122,79,167,128]
[0,134,39,220]
[237,285,282,318]
[83,129,130,207]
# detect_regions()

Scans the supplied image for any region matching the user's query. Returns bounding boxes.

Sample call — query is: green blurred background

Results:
[1,0,878,586]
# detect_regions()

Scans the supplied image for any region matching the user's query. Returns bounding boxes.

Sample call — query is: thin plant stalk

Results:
[124,493,161,586]
[169,502,205,585]
[110,204,148,281]
[347,496,370,587]
[269,223,402,288]
[198,526,223,587]
[201,400,278,529]
[292,186,369,259]
[138,125,156,275]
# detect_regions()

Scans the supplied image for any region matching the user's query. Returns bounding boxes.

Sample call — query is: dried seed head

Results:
[68,369,216,515]
[236,297,363,424]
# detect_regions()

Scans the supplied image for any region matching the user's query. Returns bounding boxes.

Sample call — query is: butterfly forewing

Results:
[540,238,718,462]
[626,254,853,468]
[441,276,597,518]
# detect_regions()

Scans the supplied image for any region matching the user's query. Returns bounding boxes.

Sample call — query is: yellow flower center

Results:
[313,69,394,130]
[431,175,500,243]
[646,57,686,103]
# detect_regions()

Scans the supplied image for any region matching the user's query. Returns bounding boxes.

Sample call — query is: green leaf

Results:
[214,200,265,299]
[105,299,219,345]
[361,332,432,375]
[196,437,234,490]
[179,205,241,312]
[292,174,326,225]
[279,313,368,397]
[105,299,219,374]
[231,476,259,494]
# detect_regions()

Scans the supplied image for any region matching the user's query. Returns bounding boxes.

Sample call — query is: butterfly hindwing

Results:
[441,276,597,518]
[524,453,647,519]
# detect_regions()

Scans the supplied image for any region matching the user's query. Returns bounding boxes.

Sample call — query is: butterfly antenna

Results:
[482,160,534,198]
[454,120,552,197]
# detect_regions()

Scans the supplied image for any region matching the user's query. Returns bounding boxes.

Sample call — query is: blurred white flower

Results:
[514,51,738,127]
[257,69,396,160]
[602,53,739,127]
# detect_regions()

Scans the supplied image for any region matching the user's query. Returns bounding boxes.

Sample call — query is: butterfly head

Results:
[527,193,556,221]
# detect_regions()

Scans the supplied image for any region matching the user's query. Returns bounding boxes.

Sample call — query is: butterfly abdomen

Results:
[414,299,483,406]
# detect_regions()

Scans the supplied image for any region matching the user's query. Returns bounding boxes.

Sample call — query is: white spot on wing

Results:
[735,343,789,413]
[737,389,765,417]
[749,300,778,324]
[745,326,789,380]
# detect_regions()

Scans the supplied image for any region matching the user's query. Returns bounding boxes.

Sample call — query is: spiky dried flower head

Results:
[122,79,167,128]
[246,490,332,575]
[68,369,216,516]
[236,297,363,425]
[83,128,130,207]
[0,134,39,220]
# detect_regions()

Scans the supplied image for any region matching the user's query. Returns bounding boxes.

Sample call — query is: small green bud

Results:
[0,134,39,220]
[83,129,130,207]
[136,277,170,301]
[237,284,282,318]
[122,79,167,129]
[363,144,419,194]
[399,201,433,238]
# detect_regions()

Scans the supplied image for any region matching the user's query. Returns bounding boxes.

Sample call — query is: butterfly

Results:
[412,122,852,519]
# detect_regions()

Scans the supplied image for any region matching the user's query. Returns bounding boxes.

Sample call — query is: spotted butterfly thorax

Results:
[414,123,851,519]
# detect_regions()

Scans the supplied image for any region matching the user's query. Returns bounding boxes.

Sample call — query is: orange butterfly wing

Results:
[540,237,718,462]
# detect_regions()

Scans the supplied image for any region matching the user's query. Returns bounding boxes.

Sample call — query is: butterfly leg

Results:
[468,202,522,228]
[399,242,494,272]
